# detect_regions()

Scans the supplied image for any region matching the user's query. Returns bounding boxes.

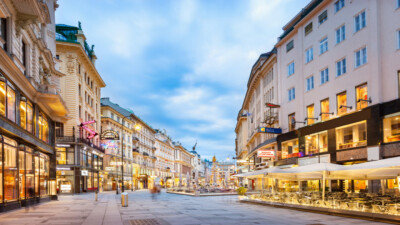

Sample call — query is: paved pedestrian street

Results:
[0,190,388,225]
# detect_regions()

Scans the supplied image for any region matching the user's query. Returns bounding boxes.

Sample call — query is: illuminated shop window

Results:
[383,114,400,143]
[281,139,299,159]
[336,121,367,150]
[305,131,328,155]
[38,113,49,143]
[337,92,347,116]
[320,98,330,121]
[356,84,368,110]
[307,104,315,125]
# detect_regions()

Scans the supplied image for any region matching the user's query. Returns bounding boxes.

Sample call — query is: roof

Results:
[55,23,96,60]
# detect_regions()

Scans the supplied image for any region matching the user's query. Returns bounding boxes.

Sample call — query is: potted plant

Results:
[237,187,248,200]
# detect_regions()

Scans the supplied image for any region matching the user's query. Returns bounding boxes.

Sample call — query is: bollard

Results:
[95,191,98,201]
[121,192,128,207]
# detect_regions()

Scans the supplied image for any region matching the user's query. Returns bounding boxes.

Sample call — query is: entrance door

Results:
[81,176,87,192]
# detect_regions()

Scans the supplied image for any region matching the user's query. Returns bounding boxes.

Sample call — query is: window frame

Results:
[287,62,295,76]
[320,98,330,121]
[355,83,368,110]
[286,40,294,52]
[336,24,346,44]
[305,22,313,36]
[355,47,367,68]
[288,87,295,101]
[318,10,328,25]
[354,10,366,33]
[306,104,315,125]
[336,58,347,77]
[336,91,348,116]
[320,67,329,85]
[305,47,313,64]
[306,76,314,91]
[319,37,328,54]
[334,0,345,13]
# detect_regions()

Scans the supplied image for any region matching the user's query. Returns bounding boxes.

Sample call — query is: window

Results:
[320,98,330,121]
[354,10,366,32]
[281,139,299,159]
[397,30,400,49]
[383,114,400,143]
[305,131,328,155]
[337,92,348,116]
[7,84,15,122]
[305,23,313,36]
[398,71,400,98]
[320,68,329,84]
[398,0,400,8]
[336,121,366,150]
[286,40,294,52]
[78,85,81,96]
[4,137,17,201]
[356,83,368,110]
[305,47,313,63]
[22,41,27,68]
[19,97,33,132]
[336,25,346,44]
[288,113,295,131]
[355,47,367,68]
[336,58,347,76]
[318,10,328,25]
[288,87,295,101]
[306,104,315,125]
[0,18,7,51]
[306,76,314,91]
[287,62,295,76]
[38,113,49,143]
[320,37,328,54]
[334,0,345,13]
[79,106,81,118]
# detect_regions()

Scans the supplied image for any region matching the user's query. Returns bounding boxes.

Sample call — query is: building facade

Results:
[100,98,134,191]
[236,0,400,193]
[154,129,175,187]
[0,0,68,211]
[173,143,194,186]
[55,23,106,194]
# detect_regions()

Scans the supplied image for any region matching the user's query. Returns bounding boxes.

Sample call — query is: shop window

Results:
[19,97,33,131]
[4,137,17,201]
[56,148,67,165]
[7,83,15,122]
[34,155,39,196]
[383,114,400,143]
[306,104,315,125]
[305,131,328,155]
[288,113,295,131]
[320,98,330,121]
[337,92,348,116]
[38,112,49,143]
[39,153,49,196]
[356,84,368,110]
[336,121,367,150]
[0,78,6,116]
[25,147,34,198]
[281,139,299,159]
[0,135,2,202]
[19,148,25,199]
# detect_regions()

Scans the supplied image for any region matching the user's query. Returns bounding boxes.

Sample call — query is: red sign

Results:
[257,150,275,158]
[265,103,280,108]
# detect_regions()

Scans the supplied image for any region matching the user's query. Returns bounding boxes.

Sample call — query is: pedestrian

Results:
[150,186,158,200]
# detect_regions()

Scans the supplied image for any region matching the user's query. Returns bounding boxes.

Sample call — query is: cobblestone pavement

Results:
[0,190,388,225]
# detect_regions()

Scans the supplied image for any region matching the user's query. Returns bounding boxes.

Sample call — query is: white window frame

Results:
[305,47,313,64]
[334,0,345,13]
[336,25,346,44]
[288,87,295,101]
[306,76,314,91]
[355,47,367,68]
[336,58,347,77]
[287,62,295,76]
[354,10,366,33]
[320,37,328,54]
[397,30,400,50]
[320,68,329,84]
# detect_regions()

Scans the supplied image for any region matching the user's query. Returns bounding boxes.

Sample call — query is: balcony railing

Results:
[143,152,149,157]
[56,136,105,152]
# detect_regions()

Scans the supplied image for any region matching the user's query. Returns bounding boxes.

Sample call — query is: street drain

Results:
[130,219,169,225]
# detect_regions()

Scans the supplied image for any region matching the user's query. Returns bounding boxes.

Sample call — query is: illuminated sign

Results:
[80,120,98,139]
[101,140,118,155]
[81,170,88,176]
[81,120,96,126]
[100,130,120,140]
[56,144,71,148]
[60,184,71,192]
[57,167,71,171]
[258,127,282,134]
[257,150,275,158]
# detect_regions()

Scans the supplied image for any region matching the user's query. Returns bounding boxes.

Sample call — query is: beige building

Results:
[155,129,175,187]
[0,0,68,210]
[100,97,134,192]
[173,143,194,186]
[55,23,106,193]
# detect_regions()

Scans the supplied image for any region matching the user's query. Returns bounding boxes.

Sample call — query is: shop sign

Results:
[258,127,282,134]
[110,162,122,166]
[60,184,71,192]
[100,130,120,140]
[105,167,114,171]
[56,144,71,148]
[57,167,71,171]
[81,170,88,176]
[257,150,275,158]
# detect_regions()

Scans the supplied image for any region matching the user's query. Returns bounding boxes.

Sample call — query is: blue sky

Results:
[56,0,309,161]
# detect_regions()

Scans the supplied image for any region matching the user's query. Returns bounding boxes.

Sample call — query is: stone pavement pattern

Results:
[0,190,388,225]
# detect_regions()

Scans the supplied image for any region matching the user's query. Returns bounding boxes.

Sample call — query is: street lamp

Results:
[120,114,132,193]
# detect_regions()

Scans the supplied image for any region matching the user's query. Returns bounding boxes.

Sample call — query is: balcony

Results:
[132,137,139,143]
[132,148,140,156]
[151,156,157,161]
[56,136,105,153]
[143,152,150,158]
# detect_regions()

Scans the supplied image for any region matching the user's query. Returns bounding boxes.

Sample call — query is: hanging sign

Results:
[257,150,275,158]
[258,127,282,134]
[100,130,120,140]
[81,170,88,176]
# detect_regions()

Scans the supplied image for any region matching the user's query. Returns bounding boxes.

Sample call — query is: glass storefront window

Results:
[38,113,49,143]
[288,113,295,131]
[281,139,299,159]
[356,84,368,110]
[336,121,367,150]
[20,98,27,130]
[0,135,2,202]
[383,114,400,143]
[0,80,5,116]
[39,154,49,196]
[27,101,33,133]
[337,92,347,116]
[7,85,15,122]
[320,98,330,121]
[26,147,34,198]
[19,149,25,199]
[56,147,66,165]
[4,137,17,201]
[56,170,74,194]
[88,153,92,168]
[307,104,315,125]
[305,131,328,155]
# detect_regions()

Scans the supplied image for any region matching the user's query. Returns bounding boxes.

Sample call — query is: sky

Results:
[56,0,309,161]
